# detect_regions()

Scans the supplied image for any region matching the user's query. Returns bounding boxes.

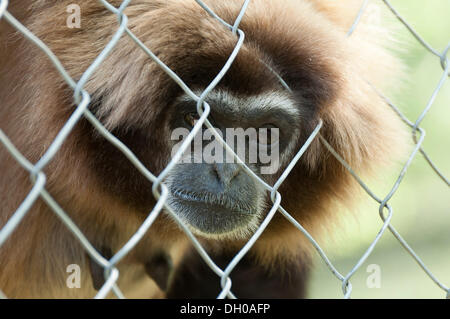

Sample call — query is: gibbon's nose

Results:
[213,163,241,186]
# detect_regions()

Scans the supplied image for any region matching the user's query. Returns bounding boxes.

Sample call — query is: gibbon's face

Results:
[165,90,303,239]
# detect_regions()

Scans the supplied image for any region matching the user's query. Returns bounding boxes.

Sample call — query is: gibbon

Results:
[0,0,407,298]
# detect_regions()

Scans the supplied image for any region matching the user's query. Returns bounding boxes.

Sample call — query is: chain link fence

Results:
[0,0,448,299]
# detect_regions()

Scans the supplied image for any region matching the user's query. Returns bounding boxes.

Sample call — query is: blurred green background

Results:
[308,0,450,299]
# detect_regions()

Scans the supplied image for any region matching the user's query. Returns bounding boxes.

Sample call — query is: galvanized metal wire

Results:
[0,0,448,299]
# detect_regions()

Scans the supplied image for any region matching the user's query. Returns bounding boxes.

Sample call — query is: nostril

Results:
[213,163,241,186]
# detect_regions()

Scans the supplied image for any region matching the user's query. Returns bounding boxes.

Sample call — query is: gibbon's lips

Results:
[169,187,257,235]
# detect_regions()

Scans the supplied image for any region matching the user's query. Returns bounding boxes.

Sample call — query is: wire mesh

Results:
[0,0,448,299]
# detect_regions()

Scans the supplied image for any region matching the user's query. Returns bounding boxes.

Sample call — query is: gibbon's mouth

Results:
[168,188,259,237]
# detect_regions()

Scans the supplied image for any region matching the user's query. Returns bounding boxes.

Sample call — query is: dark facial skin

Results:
[168,162,261,235]
[166,92,299,237]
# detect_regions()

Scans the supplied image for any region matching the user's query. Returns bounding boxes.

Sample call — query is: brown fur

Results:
[0,0,407,298]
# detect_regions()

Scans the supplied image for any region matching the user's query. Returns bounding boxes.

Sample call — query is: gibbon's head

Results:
[24,0,406,241]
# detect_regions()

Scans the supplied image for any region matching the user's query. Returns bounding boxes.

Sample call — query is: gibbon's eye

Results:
[184,112,200,128]
[258,124,280,147]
